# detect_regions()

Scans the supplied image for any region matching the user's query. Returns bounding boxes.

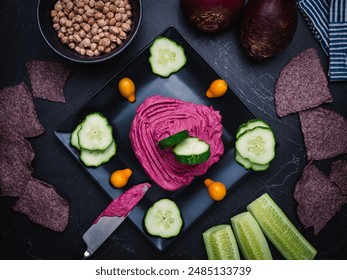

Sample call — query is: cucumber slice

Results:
[173,137,210,164]
[235,151,270,171]
[235,127,275,165]
[251,162,270,171]
[149,37,187,77]
[78,112,113,151]
[247,193,317,260]
[231,212,272,260]
[144,198,183,238]
[203,224,240,260]
[235,151,252,169]
[80,141,116,167]
[158,130,189,150]
[70,124,82,150]
[236,119,270,139]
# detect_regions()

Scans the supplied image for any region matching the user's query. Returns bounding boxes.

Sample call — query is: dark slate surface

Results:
[0,0,346,260]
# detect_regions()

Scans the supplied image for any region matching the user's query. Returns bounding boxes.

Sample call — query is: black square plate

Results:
[55,26,256,251]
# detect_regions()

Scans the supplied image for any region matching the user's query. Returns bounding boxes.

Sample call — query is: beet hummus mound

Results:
[130,95,224,191]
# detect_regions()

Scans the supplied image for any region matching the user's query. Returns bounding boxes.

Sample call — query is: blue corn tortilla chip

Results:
[299,107,347,161]
[329,160,347,195]
[0,128,35,197]
[13,178,70,232]
[274,48,332,117]
[0,83,45,138]
[294,164,347,235]
[26,60,71,103]
[0,83,70,232]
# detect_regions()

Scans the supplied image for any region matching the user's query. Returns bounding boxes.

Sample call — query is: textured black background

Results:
[0,0,346,259]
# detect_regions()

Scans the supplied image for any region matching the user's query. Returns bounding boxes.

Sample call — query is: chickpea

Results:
[81,38,91,48]
[73,23,81,31]
[53,23,60,31]
[86,49,94,56]
[82,24,91,33]
[73,34,82,43]
[51,0,133,56]
[90,43,97,51]
[61,36,69,44]
[95,1,104,11]
[91,27,98,36]
[79,30,86,38]
[109,18,117,26]
[121,23,130,32]
[80,48,86,56]
[89,0,96,7]
[91,35,100,43]
[75,15,83,23]
[97,19,106,27]
[68,42,75,49]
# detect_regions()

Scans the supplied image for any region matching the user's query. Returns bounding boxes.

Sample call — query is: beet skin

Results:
[240,0,298,61]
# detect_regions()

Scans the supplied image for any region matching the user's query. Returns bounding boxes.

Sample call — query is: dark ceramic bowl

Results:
[37,0,142,63]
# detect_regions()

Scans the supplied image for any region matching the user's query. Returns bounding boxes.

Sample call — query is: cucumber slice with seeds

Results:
[236,119,270,139]
[80,141,117,167]
[149,37,187,78]
[235,127,275,165]
[173,137,210,164]
[158,130,189,150]
[144,199,183,238]
[235,151,270,171]
[78,113,113,151]
[70,123,82,150]
[231,212,272,260]
[203,224,240,260]
[247,193,317,260]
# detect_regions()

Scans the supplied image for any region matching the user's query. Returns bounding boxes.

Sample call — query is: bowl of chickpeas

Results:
[37,0,142,63]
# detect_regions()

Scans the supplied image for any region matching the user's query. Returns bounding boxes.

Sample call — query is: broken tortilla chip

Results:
[0,83,45,138]
[294,164,347,235]
[13,178,70,232]
[299,107,347,161]
[274,48,332,117]
[0,128,35,197]
[329,160,347,195]
[26,60,71,103]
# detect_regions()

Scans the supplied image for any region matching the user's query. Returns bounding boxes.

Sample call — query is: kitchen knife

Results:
[82,182,151,259]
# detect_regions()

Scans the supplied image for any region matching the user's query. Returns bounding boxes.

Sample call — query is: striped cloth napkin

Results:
[297,0,347,81]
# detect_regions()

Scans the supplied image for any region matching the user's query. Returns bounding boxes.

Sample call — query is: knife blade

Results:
[82,182,151,259]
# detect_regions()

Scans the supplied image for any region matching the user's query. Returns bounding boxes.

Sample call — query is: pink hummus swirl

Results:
[130,95,224,191]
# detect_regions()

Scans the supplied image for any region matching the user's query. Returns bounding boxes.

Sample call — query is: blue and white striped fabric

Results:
[329,0,347,81]
[297,0,347,81]
[297,0,330,55]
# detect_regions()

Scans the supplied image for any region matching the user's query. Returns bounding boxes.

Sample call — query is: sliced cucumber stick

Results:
[158,130,189,150]
[203,224,240,260]
[231,212,272,260]
[80,141,117,167]
[247,193,317,260]
[149,37,187,77]
[78,112,113,151]
[173,137,210,164]
[144,199,183,238]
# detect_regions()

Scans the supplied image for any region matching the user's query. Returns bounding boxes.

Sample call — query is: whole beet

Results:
[180,0,245,33]
[240,0,298,61]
